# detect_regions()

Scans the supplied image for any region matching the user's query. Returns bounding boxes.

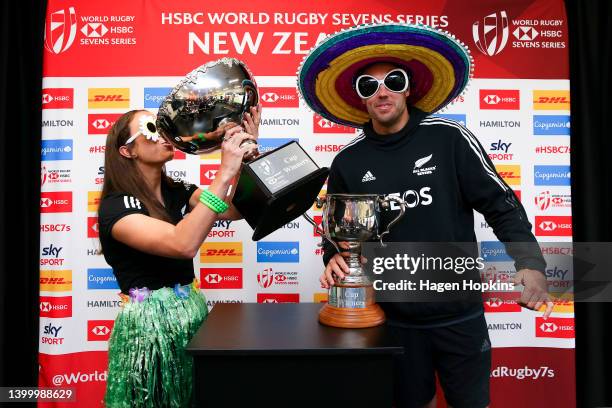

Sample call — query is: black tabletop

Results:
[186,303,403,356]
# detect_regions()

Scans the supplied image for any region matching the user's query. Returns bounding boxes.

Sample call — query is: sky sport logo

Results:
[44,7,78,54]
[479,90,520,110]
[472,11,509,56]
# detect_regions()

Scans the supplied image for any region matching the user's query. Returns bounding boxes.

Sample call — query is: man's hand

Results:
[513,269,554,319]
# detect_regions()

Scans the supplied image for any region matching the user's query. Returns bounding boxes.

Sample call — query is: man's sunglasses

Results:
[354,68,410,99]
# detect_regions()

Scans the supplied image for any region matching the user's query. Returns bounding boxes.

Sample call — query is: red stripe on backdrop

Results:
[43,0,568,78]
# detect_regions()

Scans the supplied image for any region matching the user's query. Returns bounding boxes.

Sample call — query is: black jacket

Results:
[322,107,546,327]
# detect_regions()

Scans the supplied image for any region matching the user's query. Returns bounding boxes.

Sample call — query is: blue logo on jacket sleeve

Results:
[257,242,300,263]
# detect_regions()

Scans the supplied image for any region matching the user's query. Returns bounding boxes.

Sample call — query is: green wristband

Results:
[197,133,207,141]
[199,190,229,213]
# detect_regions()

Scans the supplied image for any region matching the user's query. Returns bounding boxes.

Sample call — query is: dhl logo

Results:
[200,151,222,160]
[313,293,328,303]
[533,90,570,110]
[88,88,130,109]
[495,165,521,186]
[538,294,574,313]
[40,270,72,291]
[200,242,243,263]
[88,191,102,212]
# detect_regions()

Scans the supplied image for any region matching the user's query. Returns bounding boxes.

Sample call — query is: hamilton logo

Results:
[81,23,108,38]
[204,274,221,284]
[513,26,539,41]
[472,11,509,56]
[262,92,279,103]
[539,221,557,231]
[92,119,111,130]
[44,7,78,54]
[91,325,110,336]
[540,322,558,333]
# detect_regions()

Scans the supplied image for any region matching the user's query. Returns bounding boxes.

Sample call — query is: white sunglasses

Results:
[354,68,410,99]
[124,115,160,145]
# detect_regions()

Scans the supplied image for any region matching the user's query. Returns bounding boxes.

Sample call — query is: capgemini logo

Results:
[44,7,78,54]
[472,11,509,56]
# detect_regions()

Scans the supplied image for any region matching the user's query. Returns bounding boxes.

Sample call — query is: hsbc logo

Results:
[87,320,114,341]
[42,88,74,109]
[44,7,78,54]
[535,216,572,236]
[260,88,299,108]
[88,217,99,238]
[536,317,574,338]
[40,192,72,213]
[200,268,243,289]
[513,26,539,41]
[39,296,72,318]
[81,23,108,38]
[313,114,355,134]
[200,164,220,185]
[472,11,509,56]
[483,292,521,312]
[88,114,121,134]
[480,90,520,110]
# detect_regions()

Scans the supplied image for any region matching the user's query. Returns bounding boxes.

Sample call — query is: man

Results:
[298,24,552,408]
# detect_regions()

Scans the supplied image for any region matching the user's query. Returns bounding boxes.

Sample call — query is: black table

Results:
[186,303,403,407]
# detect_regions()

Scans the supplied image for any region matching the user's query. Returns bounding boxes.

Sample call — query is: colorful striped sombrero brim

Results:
[297,23,474,128]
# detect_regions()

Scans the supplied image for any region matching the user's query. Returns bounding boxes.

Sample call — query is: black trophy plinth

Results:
[232,141,328,240]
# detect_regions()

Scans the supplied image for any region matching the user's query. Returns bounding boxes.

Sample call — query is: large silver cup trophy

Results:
[305,194,406,328]
[157,58,328,240]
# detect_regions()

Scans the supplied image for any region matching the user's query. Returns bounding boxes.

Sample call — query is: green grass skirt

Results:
[104,283,208,407]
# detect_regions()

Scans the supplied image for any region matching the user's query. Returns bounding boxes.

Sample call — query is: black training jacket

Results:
[322,106,546,327]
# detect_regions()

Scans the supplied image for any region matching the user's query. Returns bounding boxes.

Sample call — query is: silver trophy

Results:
[156,57,259,155]
[305,194,406,328]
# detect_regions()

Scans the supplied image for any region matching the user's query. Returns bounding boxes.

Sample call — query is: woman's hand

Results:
[242,104,262,141]
[217,125,258,183]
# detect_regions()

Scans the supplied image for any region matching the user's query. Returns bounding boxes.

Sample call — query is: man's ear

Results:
[119,145,136,159]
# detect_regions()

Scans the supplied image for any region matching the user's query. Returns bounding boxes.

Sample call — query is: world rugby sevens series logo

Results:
[472,11,509,56]
[44,7,77,54]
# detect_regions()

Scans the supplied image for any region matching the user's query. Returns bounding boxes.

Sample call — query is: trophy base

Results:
[318,303,386,329]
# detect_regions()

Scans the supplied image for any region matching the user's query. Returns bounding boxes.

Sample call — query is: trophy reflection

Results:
[306,194,406,328]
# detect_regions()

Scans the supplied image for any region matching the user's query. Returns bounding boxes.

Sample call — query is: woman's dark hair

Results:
[100,109,179,222]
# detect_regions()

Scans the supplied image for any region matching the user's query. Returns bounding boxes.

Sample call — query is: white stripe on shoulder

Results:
[338,133,366,153]
[420,117,508,192]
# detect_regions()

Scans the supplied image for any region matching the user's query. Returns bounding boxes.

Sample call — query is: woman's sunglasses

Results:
[354,68,410,99]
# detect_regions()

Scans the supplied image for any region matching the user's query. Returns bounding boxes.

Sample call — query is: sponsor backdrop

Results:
[40,0,573,406]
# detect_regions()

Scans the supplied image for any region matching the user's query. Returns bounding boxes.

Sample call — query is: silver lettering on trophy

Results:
[249,142,318,194]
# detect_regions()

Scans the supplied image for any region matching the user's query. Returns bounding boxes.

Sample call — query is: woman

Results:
[99,106,260,407]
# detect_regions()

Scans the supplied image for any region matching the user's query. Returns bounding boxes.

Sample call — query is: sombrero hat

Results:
[297,23,473,128]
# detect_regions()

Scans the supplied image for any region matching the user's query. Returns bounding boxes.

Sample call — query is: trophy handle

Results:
[378,196,407,247]
[302,197,341,253]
